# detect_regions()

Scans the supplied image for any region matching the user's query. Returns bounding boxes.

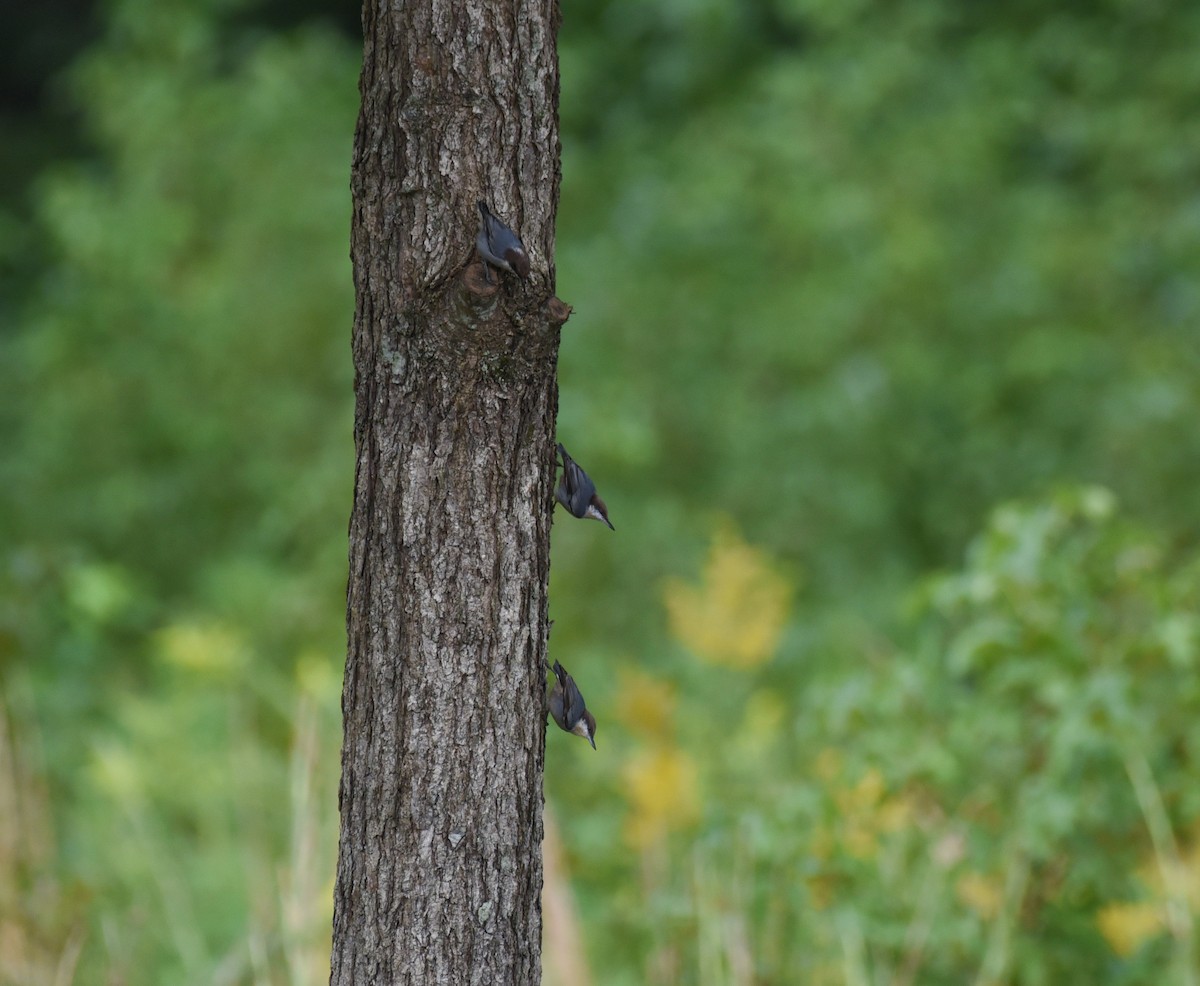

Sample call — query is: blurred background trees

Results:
[2,0,1199,982]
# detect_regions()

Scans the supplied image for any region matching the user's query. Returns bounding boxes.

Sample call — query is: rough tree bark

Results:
[330,0,566,982]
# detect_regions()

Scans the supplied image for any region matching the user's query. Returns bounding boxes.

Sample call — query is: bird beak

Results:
[603,516,615,531]
[588,734,597,750]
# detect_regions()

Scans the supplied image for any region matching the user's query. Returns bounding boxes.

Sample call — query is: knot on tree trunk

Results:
[464,260,502,297]
[545,297,572,326]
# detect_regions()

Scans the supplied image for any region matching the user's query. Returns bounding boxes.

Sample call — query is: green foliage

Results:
[580,492,1200,984]
[1,0,354,980]
[555,0,1200,623]
[3,0,1200,982]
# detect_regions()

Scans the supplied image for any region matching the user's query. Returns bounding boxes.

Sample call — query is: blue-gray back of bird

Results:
[548,659,596,749]
[555,443,614,530]
[476,201,531,280]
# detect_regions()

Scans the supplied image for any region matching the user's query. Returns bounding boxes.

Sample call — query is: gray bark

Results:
[330,0,566,982]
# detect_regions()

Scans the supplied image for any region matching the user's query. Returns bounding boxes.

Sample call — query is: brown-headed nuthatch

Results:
[548,659,597,749]
[555,443,614,530]
[476,200,531,282]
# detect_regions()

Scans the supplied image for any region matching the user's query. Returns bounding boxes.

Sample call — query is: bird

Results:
[476,200,531,283]
[548,660,597,749]
[555,443,614,530]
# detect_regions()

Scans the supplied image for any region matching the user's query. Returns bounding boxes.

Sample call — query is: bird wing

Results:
[564,674,588,727]
[547,662,565,727]
[555,444,600,518]
[570,467,597,517]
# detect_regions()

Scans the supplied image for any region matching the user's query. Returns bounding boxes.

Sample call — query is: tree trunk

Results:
[330,0,565,982]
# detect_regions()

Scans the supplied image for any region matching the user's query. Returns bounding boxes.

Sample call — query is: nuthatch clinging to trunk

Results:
[476,200,531,282]
[548,660,597,749]
[555,443,615,530]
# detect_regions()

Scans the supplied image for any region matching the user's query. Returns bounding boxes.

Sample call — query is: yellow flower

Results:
[835,768,885,815]
[805,871,839,911]
[810,825,836,862]
[613,667,677,742]
[956,871,1002,920]
[622,746,701,850]
[1095,833,1200,957]
[664,522,792,670]
[876,795,914,834]
[813,747,843,782]
[842,822,878,861]
[1095,902,1163,957]
[816,765,914,862]
[1137,838,1200,909]
[835,768,884,857]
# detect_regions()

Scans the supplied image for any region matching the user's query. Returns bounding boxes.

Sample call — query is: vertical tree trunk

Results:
[330,0,564,982]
